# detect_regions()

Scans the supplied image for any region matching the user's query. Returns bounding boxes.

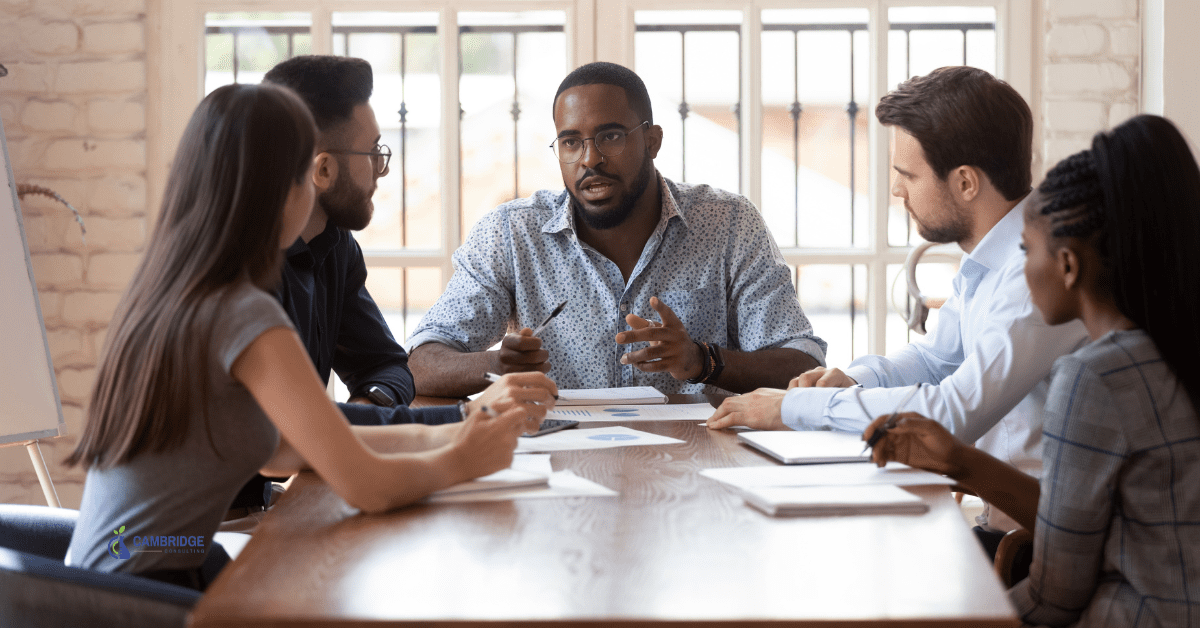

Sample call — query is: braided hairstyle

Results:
[1035,114,1200,411]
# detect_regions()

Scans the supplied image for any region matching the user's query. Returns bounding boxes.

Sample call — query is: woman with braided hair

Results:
[864,114,1200,627]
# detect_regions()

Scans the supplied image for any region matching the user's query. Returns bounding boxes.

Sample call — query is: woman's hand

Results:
[447,404,530,482]
[467,372,558,423]
[862,412,964,477]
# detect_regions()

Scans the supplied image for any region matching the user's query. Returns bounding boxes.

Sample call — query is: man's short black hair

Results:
[263,55,373,132]
[553,62,653,125]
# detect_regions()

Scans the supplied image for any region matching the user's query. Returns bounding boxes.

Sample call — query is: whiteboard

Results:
[0,117,66,445]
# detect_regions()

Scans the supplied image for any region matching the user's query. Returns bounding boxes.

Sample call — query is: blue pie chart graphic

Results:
[603,408,640,417]
[588,434,639,441]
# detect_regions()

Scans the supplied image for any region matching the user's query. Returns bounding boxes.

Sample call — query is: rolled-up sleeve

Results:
[724,197,827,365]
[407,210,516,352]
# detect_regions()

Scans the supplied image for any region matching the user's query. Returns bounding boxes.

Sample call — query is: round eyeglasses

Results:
[549,122,649,164]
[325,144,391,175]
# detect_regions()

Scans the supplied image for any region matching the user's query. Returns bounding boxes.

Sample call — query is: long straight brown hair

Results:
[67,84,316,469]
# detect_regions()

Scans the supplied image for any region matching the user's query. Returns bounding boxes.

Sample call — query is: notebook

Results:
[556,386,668,406]
[742,484,929,517]
[738,431,871,465]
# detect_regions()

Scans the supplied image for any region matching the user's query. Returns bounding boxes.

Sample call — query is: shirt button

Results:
[620,302,630,313]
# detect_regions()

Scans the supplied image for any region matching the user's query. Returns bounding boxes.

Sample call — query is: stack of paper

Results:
[428,468,548,498]
[742,484,929,517]
[425,455,618,503]
[556,386,667,406]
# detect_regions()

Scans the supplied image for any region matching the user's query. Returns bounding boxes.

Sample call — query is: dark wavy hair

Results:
[67,83,317,468]
[876,66,1032,201]
[1036,114,1200,409]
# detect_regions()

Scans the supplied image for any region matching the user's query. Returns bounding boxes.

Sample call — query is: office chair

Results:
[0,503,244,628]
[994,527,1033,587]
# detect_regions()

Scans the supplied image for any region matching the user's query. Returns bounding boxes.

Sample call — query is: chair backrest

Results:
[0,545,199,627]
[0,504,78,560]
[0,504,201,627]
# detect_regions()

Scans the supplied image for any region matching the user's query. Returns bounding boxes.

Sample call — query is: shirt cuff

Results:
[843,363,881,389]
[779,337,828,367]
[780,387,840,431]
[406,331,471,354]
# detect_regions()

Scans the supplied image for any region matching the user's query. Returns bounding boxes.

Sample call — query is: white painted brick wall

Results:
[82,22,145,55]
[1,0,147,506]
[1052,0,1138,20]
[87,99,145,134]
[1041,0,1142,170]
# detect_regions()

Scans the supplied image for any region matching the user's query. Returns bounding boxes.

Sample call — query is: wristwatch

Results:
[365,385,396,408]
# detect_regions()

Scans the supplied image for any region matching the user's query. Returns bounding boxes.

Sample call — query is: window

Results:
[157,0,1031,381]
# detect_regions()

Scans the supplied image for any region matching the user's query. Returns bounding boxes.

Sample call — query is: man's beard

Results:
[910,182,971,244]
[568,151,654,230]
[319,166,373,231]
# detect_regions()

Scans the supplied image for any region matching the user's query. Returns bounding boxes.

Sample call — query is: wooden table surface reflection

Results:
[189,395,1016,628]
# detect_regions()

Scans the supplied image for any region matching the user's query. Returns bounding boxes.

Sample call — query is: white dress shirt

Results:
[781,197,1088,529]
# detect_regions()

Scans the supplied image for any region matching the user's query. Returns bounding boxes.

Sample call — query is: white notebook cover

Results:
[742,484,929,517]
[556,386,668,406]
[738,430,871,464]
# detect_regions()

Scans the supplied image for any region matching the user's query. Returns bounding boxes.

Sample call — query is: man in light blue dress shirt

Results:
[408,62,826,397]
[709,67,1088,536]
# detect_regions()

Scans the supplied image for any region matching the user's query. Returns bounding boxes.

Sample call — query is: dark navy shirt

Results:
[277,221,413,407]
[230,223,457,510]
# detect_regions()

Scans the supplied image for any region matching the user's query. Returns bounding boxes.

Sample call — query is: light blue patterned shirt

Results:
[408,174,826,393]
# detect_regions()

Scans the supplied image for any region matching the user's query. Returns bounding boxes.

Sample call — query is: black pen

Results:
[531,300,567,337]
[861,384,922,456]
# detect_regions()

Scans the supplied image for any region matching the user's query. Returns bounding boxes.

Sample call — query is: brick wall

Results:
[1041,0,1141,170]
[0,0,147,507]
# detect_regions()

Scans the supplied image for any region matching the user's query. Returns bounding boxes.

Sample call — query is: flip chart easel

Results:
[0,115,66,508]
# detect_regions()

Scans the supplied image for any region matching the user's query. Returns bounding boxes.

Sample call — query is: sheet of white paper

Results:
[428,468,548,497]
[547,403,714,422]
[556,386,667,406]
[700,462,957,490]
[425,471,617,503]
[515,426,683,453]
[511,453,553,475]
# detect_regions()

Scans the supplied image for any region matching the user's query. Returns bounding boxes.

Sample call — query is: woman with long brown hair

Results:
[64,83,556,590]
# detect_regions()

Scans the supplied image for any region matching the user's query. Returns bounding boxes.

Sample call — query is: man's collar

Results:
[542,171,685,235]
[964,193,1030,271]
[286,219,342,264]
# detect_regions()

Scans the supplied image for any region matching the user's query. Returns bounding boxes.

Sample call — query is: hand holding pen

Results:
[860,384,923,456]
[494,301,566,376]
[468,372,559,427]
[861,410,963,475]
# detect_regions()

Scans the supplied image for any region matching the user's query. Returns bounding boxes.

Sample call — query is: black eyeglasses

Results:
[325,144,391,174]
[549,122,649,164]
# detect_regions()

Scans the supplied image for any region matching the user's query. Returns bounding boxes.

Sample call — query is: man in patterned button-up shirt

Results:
[408,62,826,397]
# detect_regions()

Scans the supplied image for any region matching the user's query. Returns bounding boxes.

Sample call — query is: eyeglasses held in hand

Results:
[549,122,649,164]
[325,144,391,174]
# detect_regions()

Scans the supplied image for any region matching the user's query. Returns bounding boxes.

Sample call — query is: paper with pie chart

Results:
[515,426,684,453]
[546,403,715,422]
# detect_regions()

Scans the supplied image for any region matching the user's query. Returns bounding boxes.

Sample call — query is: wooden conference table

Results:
[189,395,1017,628]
